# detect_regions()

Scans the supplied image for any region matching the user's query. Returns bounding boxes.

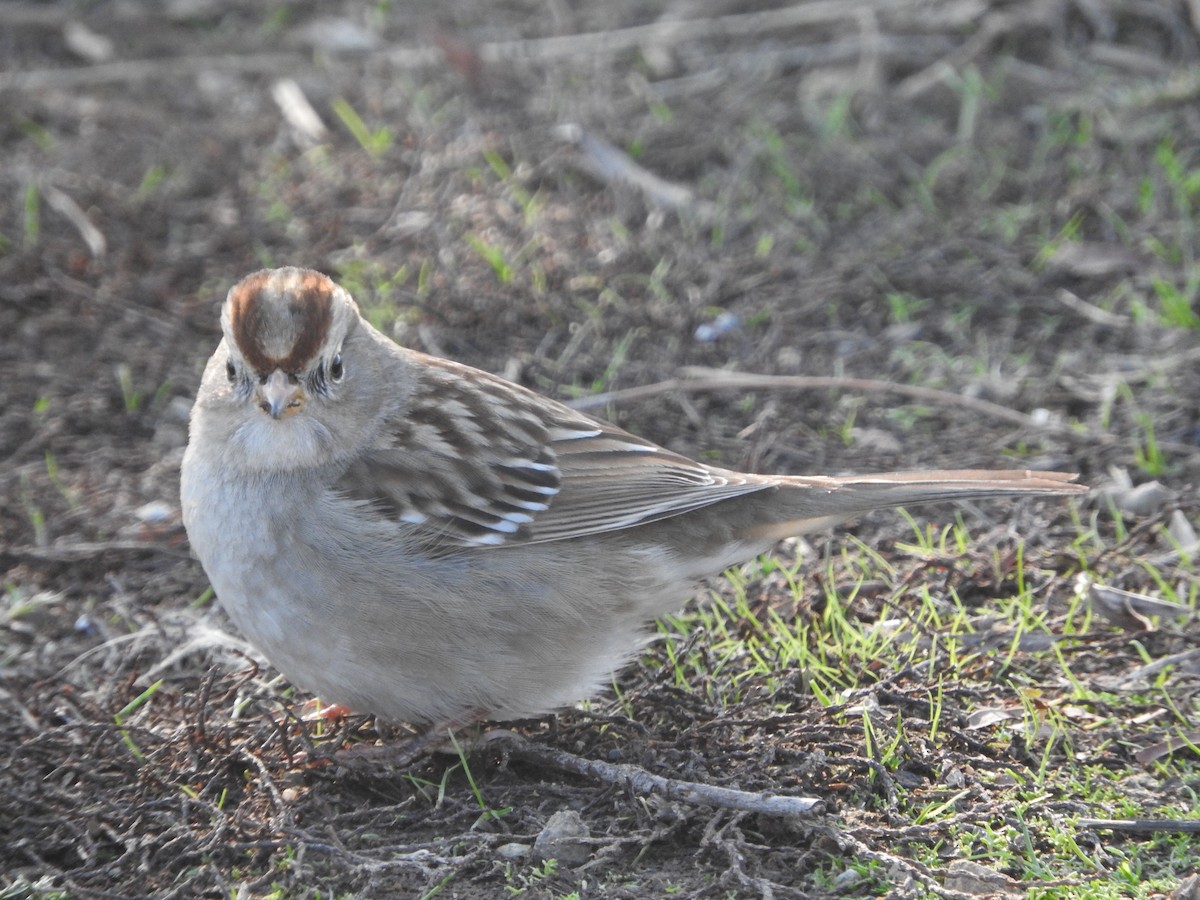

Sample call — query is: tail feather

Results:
[747,469,1086,539]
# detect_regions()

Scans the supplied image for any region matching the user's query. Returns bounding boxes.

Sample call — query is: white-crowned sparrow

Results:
[180,267,1086,728]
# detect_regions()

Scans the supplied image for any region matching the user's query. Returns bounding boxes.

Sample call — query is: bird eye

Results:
[225,361,237,383]
[330,353,344,382]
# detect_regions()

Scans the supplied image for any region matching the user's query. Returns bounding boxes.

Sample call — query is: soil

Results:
[2,1,1199,897]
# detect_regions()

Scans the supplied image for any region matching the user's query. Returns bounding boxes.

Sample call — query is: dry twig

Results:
[492,731,824,818]
[568,366,1084,438]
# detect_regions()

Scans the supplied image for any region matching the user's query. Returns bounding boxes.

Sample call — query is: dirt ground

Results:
[2,1,1199,897]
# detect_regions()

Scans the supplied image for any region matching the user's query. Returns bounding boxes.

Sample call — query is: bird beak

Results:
[257,370,305,419]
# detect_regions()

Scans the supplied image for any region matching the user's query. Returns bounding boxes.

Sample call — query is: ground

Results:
[2,1,1199,898]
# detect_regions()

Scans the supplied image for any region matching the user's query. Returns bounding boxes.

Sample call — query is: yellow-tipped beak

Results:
[257,370,305,419]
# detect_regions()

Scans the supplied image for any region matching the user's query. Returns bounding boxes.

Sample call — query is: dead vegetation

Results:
[2,1,1199,897]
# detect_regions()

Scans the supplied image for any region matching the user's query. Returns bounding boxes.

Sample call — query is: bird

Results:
[180,267,1086,730]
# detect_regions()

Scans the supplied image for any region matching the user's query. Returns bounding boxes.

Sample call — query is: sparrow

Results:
[180,267,1085,728]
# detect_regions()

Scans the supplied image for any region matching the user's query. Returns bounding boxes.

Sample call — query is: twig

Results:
[1113,647,1200,686]
[2,539,191,563]
[1078,818,1200,835]
[702,812,788,899]
[492,731,824,817]
[271,78,329,144]
[556,124,712,214]
[835,755,898,809]
[2,0,916,92]
[645,35,955,102]
[1053,288,1131,327]
[42,182,106,258]
[0,52,307,92]
[895,4,1040,100]
[1133,730,1200,766]
[567,366,1082,437]
[466,0,917,66]
[239,746,290,815]
[814,822,978,900]
[1054,68,1200,114]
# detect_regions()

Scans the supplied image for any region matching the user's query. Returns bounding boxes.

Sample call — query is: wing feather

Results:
[335,354,769,549]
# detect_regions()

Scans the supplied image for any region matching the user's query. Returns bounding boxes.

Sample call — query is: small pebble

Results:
[831,868,862,889]
[532,809,591,866]
[63,22,114,63]
[1110,480,1171,517]
[1167,511,1198,554]
[135,501,173,525]
[693,311,740,342]
[496,842,531,861]
[303,18,379,55]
